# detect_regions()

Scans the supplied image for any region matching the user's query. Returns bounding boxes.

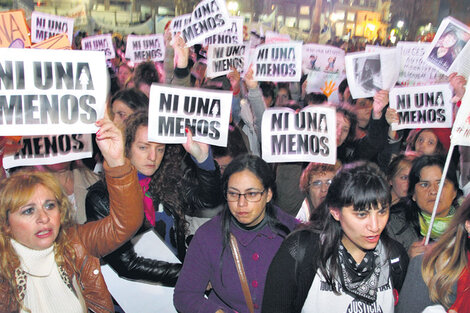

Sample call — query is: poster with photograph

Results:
[345,50,399,99]
[397,41,447,86]
[423,16,470,76]
[345,52,383,99]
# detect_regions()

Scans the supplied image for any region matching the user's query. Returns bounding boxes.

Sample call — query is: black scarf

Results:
[337,242,381,303]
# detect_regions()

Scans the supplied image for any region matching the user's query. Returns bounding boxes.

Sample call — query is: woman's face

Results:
[307,171,335,209]
[129,126,166,176]
[413,165,457,217]
[442,33,458,48]
[390,161,412,201]
[226,169,273,227]
[352,98,373,128]
[117,66,132,88]
[330,204,389,262]
[336,112,351,146]
[112,100,134,127]
[6,184,61,250]
[414,130,438,156]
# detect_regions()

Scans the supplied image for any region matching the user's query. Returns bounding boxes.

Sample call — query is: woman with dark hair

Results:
[173,154,298,313]
[405,128,448,156]
[397,194,470,313]
[262,162,409,313]
[108,87,149,127]
[86,111,223,286]
[388,155,461,256]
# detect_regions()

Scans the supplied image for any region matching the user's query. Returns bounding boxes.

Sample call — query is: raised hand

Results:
[95,117,125,168]
[372,90,389,119]
[182,127,209,164]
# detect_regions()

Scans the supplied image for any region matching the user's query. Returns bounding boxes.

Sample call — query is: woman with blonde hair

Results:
[397,195,470,312]
[0,118,143,313]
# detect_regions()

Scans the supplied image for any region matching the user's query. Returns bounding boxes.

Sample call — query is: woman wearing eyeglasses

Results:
[296,162,341,223]
[174,154,298,313]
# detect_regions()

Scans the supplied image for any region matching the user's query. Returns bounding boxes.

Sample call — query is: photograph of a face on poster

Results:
[427,25,468,73]
[352,54,382,97]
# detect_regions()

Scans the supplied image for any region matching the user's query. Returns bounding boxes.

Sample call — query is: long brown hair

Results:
[422,195,470,308]
[0,171,76,310]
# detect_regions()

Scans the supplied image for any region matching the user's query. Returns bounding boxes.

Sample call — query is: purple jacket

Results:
[173,207,298,313]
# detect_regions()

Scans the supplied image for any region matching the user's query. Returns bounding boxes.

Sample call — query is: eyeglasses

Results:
[225,190,266,202]
[308,179,332,189]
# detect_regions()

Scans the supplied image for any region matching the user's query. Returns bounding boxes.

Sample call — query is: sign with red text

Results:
[261,106,336,164]
[148,84,232,147]
[0,48,108,136]
[0,10,31,48]
[31,11,74,45]
[389,84,453,131]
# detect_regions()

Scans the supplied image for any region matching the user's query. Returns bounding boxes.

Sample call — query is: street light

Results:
[397,20,404,29]
[227,1,239,15]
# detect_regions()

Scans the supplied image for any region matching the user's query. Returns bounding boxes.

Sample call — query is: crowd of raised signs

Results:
[1,1,470,312]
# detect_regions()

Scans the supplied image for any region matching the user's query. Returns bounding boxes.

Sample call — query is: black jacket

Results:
[85,155,223,287]
[261,229,409,313]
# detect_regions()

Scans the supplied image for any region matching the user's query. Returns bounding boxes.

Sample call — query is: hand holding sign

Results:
[372,90,389,119]
[182,127,210,163]
[449,72,467,102]
[227,67,241,95]
[244,65,258,90]
[173,33,189,69]
[95,118,125,168]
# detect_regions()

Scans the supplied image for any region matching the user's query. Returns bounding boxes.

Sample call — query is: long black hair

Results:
[219,154,290,281]
[315,161,391,290]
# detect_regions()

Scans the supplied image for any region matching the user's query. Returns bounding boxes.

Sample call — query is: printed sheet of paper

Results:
[3,134,92,169]
[81,34,116,59]
[204,16,243,46]
[178,0,231,47]
[101,230,179,313]
[125,34,165,63]
[253,41,302,82]
[261,106,336,164]
[206,44,245,78]
[148,84,232,147]
[389,84,453,131]
[0,48,108,136]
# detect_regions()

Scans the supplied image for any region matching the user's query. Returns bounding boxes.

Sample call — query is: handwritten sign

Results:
[253,41,302,82]
[31,11,74,45]
[397,41,447,86]
[81,34,115,59]
[204,16,243,45]
[302,43,345,74]
[179,0,231,47]
[3,134,92,169]
[389,84,453,131]
[0,10,31,48]
[148,84,232,147]
[125,34,165,63]
[32,33,71,50]
[261,106,336,163]
[206,44,245,78]
[0,48,108,136]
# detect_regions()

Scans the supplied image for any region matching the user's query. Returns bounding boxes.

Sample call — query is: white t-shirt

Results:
[301,247,394,313]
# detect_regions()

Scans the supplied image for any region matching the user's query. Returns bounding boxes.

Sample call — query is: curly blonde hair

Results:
[0,170,76,311]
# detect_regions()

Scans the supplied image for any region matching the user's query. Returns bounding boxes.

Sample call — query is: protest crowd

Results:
[2,1,470,312]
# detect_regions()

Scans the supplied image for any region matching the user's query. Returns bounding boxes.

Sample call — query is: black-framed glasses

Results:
[308,179,332,189]
[225,190,266,202]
